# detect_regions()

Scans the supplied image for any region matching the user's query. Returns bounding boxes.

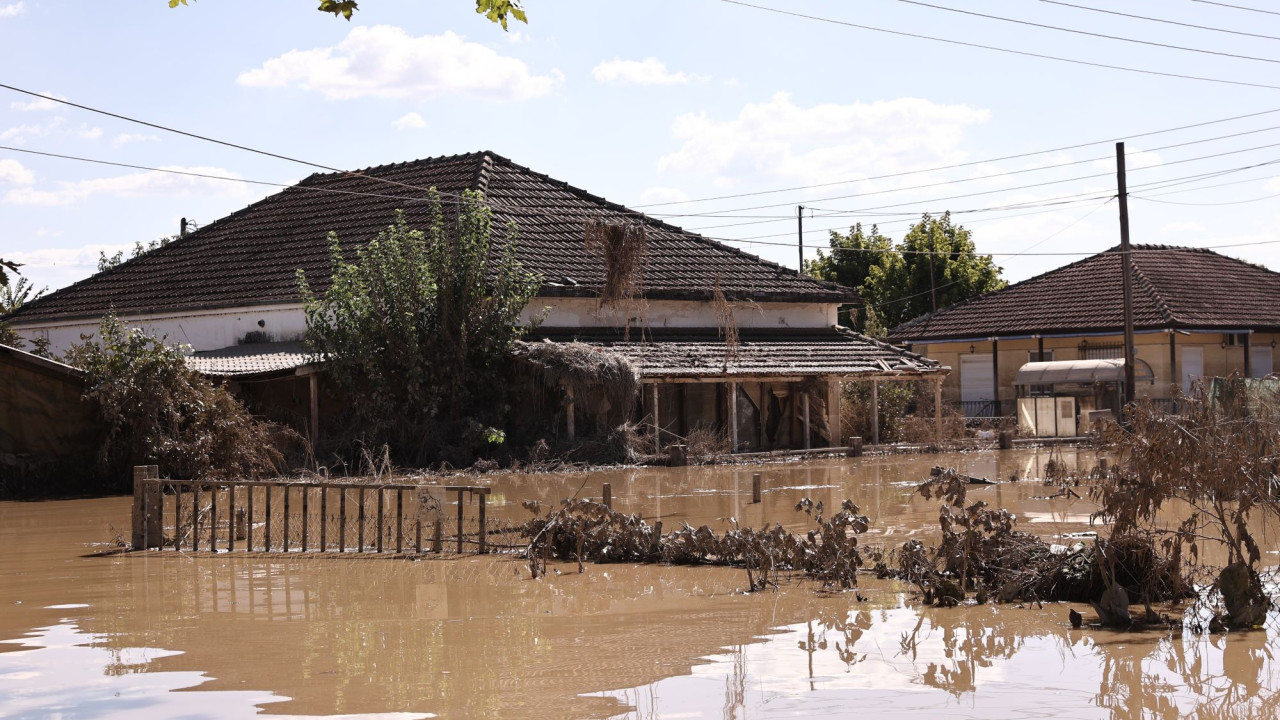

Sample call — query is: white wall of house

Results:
[14,297,842,355]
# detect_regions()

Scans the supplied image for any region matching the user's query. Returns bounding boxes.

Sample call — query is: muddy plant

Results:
[900,468,1190,611]
[520,496,875,592]
[64,313,296,480]
[1095,382,1280,628]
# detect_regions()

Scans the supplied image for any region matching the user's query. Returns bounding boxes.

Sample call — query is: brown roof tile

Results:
[9,152,855,324]
[889,245,1280,342]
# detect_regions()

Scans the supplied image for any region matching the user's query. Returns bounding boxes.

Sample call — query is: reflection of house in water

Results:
[6,152,947,452]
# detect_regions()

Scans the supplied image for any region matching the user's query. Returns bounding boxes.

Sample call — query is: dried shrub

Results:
[899,468,1190,611]
[511,339,640,425]
[64,313,296,480]
[711,275,739,369]
[1095,381,1280,628]
[585,219,647,310]
[521,496,875,592]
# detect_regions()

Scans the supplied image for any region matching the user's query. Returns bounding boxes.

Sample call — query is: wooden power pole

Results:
[1116,142,1136,407]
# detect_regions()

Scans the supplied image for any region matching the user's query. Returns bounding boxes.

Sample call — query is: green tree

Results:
[0,275,48,352]
[168,0,528,29]
[297,190,541,463]
[865,213,1004,330]
[0,259,18,287]
[805,223,893,333]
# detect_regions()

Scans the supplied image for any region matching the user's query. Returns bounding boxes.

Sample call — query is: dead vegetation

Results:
[585,219,647,338]
[898,469,1192,613]
[520,496,877,592]
[1094,379,1280,629]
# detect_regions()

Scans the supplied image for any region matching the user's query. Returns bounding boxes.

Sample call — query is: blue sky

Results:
[4,0,1280,294]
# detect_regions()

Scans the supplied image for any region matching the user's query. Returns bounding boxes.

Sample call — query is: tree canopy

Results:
[806,213,1005,335]
[297,191,541,464]
[168,0,528,29]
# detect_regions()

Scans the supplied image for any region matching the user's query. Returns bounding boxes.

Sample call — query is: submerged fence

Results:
[130,466,492,555]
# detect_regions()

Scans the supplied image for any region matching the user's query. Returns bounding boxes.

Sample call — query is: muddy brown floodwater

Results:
[2,449,1279,719]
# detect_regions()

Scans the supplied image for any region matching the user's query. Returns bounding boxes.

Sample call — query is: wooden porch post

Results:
[652,383,661,451]
[870,379,880,446]
[801,391,811,450]
[933,376,943,444]
[827,377,841,448]
[729,380,739,453]
[565,384,576,441]
[1170,331,1177,395]
[308,373,319,450]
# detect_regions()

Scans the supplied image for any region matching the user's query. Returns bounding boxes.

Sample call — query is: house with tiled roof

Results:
[5,152,947,452]
[889,245,1280,419]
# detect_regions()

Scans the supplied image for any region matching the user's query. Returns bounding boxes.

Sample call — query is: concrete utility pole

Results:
[797,205,805,275]
[1116,142,1136,407]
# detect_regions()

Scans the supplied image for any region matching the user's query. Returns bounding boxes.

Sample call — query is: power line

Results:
[717,0,1280,91]
[677,123,1280,230]
[898,0,1280,64]
[682,140,1280,221]
[1132,191,1280,206]
[1038,0,1280,42]
[635,105,1280,208]
[1192,0,1280,18]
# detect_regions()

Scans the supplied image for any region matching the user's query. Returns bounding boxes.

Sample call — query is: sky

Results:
[3,0,1280,295]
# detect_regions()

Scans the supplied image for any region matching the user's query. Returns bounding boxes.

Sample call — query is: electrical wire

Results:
[635,105,1280,208]
[1192,1,1280,18]
[1132,191,1280,206]
[898,0,1280,64]
[717,0,1280,91]
[1038,0,1280,42]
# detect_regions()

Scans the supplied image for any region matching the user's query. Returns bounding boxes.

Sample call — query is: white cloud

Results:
[0,158,34,185]
[592,57,694,86]
[111,132,160,146]
[238,25,560,101]
[639,186,689,205]
[658,93,990,189]
[4,242,132,294]
[0,2,24,18]
[4,166,247,206]
[0,117,102,144]
[10,91,66,112]
[392,112,427,130]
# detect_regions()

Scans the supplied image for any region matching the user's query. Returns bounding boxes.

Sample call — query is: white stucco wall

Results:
[14,297,841,355]
[13,305,310,355]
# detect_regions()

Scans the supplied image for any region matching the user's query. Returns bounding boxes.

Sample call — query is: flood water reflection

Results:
[1,449,1276,719]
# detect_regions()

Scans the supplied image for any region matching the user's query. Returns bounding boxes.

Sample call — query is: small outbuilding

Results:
[1014,358,1154,437]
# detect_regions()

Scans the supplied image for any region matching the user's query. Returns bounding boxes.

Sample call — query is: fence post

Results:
[602,483,612,509]
[752,473,762,504]
[478,494,487,554]
[846,436,863,458]
[130,466,163,550]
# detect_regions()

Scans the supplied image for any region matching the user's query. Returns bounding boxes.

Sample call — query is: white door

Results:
[1251,346,1273,378]
[1182,346,1204,393]
[1055,397,1077,437]
[960,354,995,415]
